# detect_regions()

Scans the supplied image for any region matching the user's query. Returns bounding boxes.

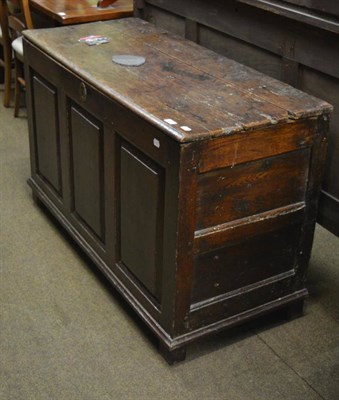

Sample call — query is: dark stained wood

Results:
[298,67,339,210]
[24,18,331,363]
[195,205,305,254]
[185,18,198,42]
[29,0,133,25]
[196,150,309,230]
[119,141,165,302]
[189,280,307,331]
[295,114,330,285]
[283,297,305,320]
[158,342,186,365]
[32,74,62,195]
[171,143,198,336]
[23,19,331,142]
[0,0,13,105]
[0,45,3,83]
[137,0,339,237]
[238,0,339,32]
[197,120,315,173]
[318,192,339,237]
[283,1,339,16]
[192,222,301,304]
[140,0,339,78]
[70,105,105,241]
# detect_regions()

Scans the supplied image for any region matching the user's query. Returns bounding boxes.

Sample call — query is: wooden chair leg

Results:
[3,59,12,107]
[1,46,13,108]
[14,57,21,117]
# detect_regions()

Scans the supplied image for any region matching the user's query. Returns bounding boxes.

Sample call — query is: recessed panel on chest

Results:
[32,74,62,197]
[69,104,105,243]
[117,140,165,305]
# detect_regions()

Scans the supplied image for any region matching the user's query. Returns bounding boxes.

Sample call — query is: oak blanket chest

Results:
[23,18,332,363]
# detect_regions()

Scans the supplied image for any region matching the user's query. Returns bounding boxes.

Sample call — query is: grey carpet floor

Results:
[1,90,339,400]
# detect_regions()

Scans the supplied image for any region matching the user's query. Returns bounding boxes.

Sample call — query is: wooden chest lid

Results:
[23,18,332,143]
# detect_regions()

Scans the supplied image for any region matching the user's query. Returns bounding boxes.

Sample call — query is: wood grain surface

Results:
[23,18,332,142]
[24,16,332,363]
[29,0,133,25]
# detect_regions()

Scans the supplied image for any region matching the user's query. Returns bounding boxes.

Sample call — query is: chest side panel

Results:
[187,120,317,329]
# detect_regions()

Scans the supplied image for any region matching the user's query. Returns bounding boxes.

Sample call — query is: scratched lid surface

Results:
[23,18,332,143]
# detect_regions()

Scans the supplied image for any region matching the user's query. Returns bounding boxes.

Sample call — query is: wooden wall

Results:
[134,0,339,236]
